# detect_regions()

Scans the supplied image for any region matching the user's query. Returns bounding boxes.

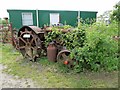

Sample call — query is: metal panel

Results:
[38,10,78,27]
[80,11,97,24]
[7,10,97,29]
[7,10,37,30]
[80,11,97,20]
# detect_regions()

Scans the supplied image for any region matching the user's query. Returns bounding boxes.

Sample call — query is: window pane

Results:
[22,13,33,25]
[50,13,59,25]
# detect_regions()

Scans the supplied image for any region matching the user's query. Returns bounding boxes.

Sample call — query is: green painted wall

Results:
[7,10,37,30]
[80,11,97,23]
[38,10,49,28]
[38,10,78,27]
[7,10,97,29]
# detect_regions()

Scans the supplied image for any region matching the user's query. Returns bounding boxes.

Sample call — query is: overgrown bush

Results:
[45,27,63,47]
[61,27,85,50]
[70,21,118,72]
[45,24,85,49]
[45,22,118,72]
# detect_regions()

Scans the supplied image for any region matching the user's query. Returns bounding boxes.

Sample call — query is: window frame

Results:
[22,12,33,26]
[50,13,60,25]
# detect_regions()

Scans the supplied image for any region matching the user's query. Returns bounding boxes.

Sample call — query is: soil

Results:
[0,63,118,88]
[0,64,39,88]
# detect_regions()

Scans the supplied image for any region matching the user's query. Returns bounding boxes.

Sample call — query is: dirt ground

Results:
[0,64,39,88]
[0,63,118,88]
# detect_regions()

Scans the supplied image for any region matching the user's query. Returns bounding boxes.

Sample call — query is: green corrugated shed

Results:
[80,11,97,24]
[38,10,78,27]
[80,11,97,20]
[7,9,97,29]
[7,10,37,29]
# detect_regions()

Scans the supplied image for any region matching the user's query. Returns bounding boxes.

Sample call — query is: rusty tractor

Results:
[13,25,74,67]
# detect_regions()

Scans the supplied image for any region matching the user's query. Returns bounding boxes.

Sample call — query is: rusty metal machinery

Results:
[57,49,74,68]
[13,25,74,67]
[17,26,44,61]
[13,25,119,69]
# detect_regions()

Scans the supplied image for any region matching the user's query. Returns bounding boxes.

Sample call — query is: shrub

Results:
[45,22,118,72]
[45,25,85,49]
[70,22,118,72]
[45,27,63,47]
[61,27,85,50]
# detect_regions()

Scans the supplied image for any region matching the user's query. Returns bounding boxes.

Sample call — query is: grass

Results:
[0,43,118,88]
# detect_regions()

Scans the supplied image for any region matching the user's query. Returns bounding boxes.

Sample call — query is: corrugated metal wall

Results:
[7,10,97,29]
[38,10,78,27]
[7,10,37,30]
[80,11,97,24]
[80,11,97,20]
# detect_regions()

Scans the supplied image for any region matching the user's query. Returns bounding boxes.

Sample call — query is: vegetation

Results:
[71,22,118,72]
[0,43,118,88]
[0,18,9,27]
[0,4,119,87]
[110,2,120,22]
[45,21,118,72]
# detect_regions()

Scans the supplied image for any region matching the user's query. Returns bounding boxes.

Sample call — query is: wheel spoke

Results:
[61,53,69,60]
[31,46,37,51]
[57,50,74,67]
[20,31,24,37]
[19,46,26,49]
[30,38,34,44]
[34,38,37,46]
[19,37,27,44]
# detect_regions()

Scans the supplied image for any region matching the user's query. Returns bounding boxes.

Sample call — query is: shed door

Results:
[50,13,59,25]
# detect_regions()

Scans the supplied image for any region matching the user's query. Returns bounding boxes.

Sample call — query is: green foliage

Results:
[2,20,7,24]
[45,27,63,47]
[110,3,120,22]
[63,25,72,29]
[62,24,85,50]
[0,43,118,88]
[0,19,10,27]
[45,21,118,72]
[80,18,96,25]
[45,24,85,50]
[70,22,118,72]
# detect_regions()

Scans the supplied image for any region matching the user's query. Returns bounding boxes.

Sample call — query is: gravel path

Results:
[0,64,39,88]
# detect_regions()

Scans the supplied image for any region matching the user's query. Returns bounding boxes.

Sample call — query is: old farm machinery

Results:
[13,25,74,67]
[15,26,44,61]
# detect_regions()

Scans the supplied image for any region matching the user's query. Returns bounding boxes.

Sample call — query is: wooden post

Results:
[10,23,14,46]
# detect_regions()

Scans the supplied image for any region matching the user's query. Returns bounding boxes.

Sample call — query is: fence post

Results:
[10,23,14,46]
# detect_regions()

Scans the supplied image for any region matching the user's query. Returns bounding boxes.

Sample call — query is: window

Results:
[22,13,33,25]
[50,13,59,25]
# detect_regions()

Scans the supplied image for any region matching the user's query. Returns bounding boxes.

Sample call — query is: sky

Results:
[0,0,119,19]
